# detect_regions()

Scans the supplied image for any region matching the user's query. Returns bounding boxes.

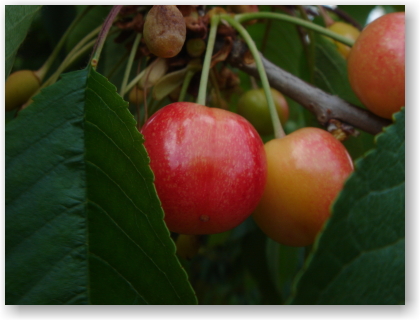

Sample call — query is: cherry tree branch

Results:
[227,39,391,136]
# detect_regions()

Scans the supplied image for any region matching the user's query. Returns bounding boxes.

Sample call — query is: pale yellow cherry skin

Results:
[328,21,360,59]
[253,127,354,247]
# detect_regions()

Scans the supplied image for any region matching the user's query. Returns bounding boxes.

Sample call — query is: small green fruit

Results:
[186,38,206,58]
[237,88,289,136]
[5,70,40,111]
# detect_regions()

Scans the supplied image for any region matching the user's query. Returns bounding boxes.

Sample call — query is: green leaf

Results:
[5,5,42,78]
[6,67,197,305]
[288,109,405,305]
[266,240,302,300]
[65,5,110,53]
[312,33,375,160]
[242,229,282,304]
[338,5,376,27]
[313,34,361,107]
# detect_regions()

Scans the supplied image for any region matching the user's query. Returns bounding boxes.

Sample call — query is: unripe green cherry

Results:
[5,70,40,111]
[186,38,206,58]
[237,88,289,136]
[143,5,186,58]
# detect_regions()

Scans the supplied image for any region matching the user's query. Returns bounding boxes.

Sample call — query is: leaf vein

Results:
[88,200,182,302]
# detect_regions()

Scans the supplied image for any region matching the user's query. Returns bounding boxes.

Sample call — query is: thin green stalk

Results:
[235,11,355,47]
[90,5,123,69]
[197,15,220,106]
[209,69,223,106]
[120,33,142,96]
[106,51,130,80]
[179,70,195,102]
[124,62,149,96]
[42,25,101,88]
[36,5,93,81]
[260,5,275,55]
[222,15,285,139]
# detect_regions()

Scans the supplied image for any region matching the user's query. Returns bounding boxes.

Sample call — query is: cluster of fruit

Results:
[6,6,405,253]
[139,7,405,255]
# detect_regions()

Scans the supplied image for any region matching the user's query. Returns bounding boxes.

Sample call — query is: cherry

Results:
[237,88,289,136]
[128,85,144,105]
[141,102,267,235]
[327,21,360,59]
[5,70,40,111]
[143,5,186,58]
[186,38,206,58]
[347,12,405,119]
[253,127,354,247]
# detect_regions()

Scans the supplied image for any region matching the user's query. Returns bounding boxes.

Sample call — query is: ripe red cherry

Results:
[347,12,405,119]
[253,127,354,247]
[141,102,267,235]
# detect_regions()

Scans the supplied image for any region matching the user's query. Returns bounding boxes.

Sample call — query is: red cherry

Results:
[347,12,405,119]
[141,102,267,235]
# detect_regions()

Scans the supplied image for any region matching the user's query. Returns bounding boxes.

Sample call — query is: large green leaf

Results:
[5,5,42,78]
[5,67,197,305]
[288,109,405,305]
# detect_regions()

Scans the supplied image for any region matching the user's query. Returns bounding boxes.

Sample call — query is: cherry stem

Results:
[235,11,355,47]
[36,5,93,81]
[124,67,147,96]
[317,5,335,27]
[197,14,220,106]
[90,5,123,70]
[178,70,195,102]
[250,77,259,90]
[222,14,285,139]
[210,69,223,106]
[142,58,162,124]
[120,32,142,97]
[42,26,101,89]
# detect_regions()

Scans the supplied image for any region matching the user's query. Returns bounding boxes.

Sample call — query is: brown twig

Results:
[227,39,391,135]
